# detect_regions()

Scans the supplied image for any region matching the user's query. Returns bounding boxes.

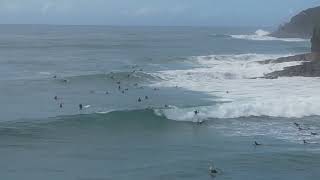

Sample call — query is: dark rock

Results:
[263,26,320,78]
[260,14,320,79]
[265,60,320,78]
[263,53,320,78]
[311,26,320,53]
[271,6,320,38]
[258,54,313,65]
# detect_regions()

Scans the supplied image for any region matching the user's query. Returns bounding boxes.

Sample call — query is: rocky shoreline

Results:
[263,54,320,79]
[262,25,320,79]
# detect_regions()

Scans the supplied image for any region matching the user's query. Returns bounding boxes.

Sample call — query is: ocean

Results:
[0,25,319,180]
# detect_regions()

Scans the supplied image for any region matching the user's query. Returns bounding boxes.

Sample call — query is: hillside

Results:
[271,6,320,38]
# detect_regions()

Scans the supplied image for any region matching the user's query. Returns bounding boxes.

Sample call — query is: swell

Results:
[64,71,161,83]
[2,70,161,84]
[0,109,173,130]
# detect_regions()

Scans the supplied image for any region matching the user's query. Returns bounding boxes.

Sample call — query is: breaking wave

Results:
[151,53,320,119]
[231,29,308,42]
[154,53,302,80]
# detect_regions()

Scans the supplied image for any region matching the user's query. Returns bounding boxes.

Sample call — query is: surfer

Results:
[194,110,203,124]
[59,103,63,108]
[54,96,58,100]
[209,165,218,176]
[303,140,309,144]
[79,104,83,110]
[138,98,142,102]
[194,110,199,115]
[118,86,121,90]
[254,141,262,146]
[294,122,300,127]
[311,132,318,136]
[145,96,149,100]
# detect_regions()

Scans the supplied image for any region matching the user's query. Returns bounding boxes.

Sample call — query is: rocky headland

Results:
[271,6,320,38]
[264,26,320,78]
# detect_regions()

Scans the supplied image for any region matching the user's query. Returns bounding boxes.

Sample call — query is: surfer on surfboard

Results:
[194,110,203,124]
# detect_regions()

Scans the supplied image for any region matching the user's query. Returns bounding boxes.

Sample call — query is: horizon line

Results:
[0,23,276,28]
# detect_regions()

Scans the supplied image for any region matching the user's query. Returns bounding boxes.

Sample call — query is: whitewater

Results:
[1,25,320,180]
[231,29,308,42]
[152,53,320,120]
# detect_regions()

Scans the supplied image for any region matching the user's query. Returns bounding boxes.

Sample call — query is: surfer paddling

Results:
[254,141,262,146]
[208,163,219,177]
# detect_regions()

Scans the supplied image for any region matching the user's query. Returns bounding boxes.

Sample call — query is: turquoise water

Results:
[0,25,319,180]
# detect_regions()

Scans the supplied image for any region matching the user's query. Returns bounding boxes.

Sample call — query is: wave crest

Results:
[154,96,320,121]
[154,54,302,80]
[152,53,320,119]
[231,29,308,42]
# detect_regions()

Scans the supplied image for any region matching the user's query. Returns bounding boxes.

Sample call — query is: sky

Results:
[0,0,319,26]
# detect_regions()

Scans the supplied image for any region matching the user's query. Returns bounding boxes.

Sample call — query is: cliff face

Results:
[271,6,320,38]
[311,26,320,53]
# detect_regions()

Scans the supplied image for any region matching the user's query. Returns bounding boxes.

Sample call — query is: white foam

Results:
[155,94,320,120]
[155,54,302,81]
[231,29,308,42]
[151,53,320,119]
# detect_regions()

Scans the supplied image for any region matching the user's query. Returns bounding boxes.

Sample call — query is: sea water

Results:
[0,25,319,180]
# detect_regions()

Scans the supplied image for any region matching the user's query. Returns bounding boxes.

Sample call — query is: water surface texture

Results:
[0,25,319,180]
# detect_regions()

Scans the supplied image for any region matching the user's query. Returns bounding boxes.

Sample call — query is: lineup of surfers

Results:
[52,68,318,178]
[293,122,318,144]
[52,67,166,112]
[196,111,318,146]
[53,72,319,146]
[252,122,318,147]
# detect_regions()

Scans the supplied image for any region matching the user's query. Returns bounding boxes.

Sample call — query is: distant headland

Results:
[271,6,320,38]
